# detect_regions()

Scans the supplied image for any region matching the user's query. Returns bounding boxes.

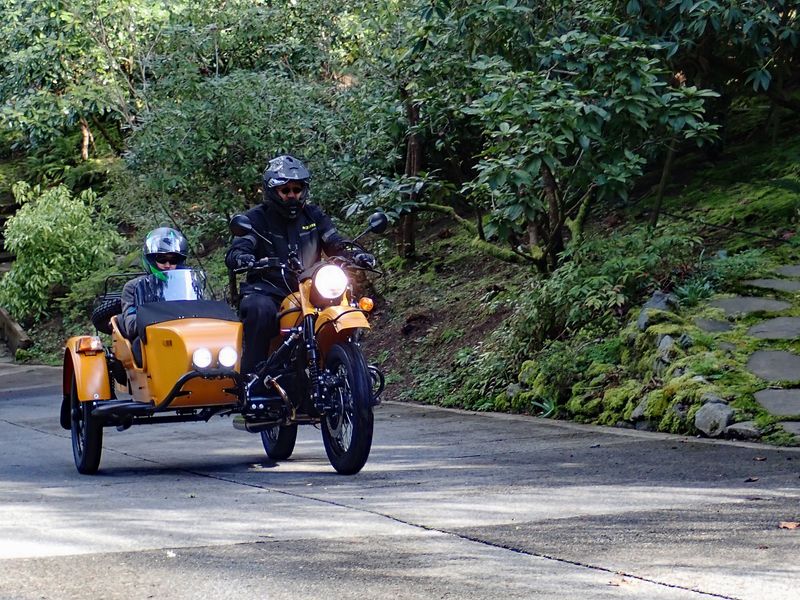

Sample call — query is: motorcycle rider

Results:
[225,154,375,374]
[121,227,189,364]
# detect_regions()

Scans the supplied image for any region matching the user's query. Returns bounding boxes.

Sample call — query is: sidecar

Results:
[60,269,244,474]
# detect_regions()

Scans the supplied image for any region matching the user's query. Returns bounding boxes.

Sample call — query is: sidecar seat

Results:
[110,315,144,369]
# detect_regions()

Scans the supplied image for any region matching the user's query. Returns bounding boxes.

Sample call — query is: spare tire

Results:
[91,293,122,335]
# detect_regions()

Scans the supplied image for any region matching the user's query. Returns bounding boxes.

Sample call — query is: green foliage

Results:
[0,182,121,322]
[621,0,800,100]
[675,248,769,305]
[511,224,701,357]
[674,275,715,307]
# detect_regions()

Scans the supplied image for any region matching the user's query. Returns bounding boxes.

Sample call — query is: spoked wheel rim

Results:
[320,343,373,475]
[260,423,297,460]
[325,362,356,454]
[263,425,280,446]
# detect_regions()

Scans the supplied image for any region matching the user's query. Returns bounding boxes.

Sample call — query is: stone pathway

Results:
[701,266,800,443]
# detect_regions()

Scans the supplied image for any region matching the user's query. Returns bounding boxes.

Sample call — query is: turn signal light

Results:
[76,336,103,354]
[358,297,374,312]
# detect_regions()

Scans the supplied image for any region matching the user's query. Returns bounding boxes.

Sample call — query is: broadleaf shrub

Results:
[508,224,702,358]
[0,182,122,322]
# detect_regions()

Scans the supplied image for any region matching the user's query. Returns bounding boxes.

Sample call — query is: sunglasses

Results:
[276,185,304,195]
[154,254,183,265]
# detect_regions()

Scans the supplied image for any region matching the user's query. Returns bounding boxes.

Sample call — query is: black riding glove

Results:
[353,252,377,269]
[235,253,256,269]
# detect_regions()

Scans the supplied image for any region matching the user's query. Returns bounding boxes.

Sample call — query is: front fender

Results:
[315,306,370,356]
[61,337,113,428]
[315,306,370,334]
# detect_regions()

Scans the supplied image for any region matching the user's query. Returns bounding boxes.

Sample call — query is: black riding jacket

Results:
[225,202,350,298]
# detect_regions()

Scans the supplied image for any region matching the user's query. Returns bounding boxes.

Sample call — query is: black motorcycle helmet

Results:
[262,154,311,220]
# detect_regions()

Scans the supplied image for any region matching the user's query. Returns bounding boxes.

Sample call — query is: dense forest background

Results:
[2,0,800,440]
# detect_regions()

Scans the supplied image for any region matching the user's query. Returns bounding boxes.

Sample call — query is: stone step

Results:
[709,296,791,317]
[754,389,800,417]
[780,422,800,441]
[694,317,733,332]
[775,265,800,278]
[746,350,800,382]
[747,317,800,340]
[741,278,800,292]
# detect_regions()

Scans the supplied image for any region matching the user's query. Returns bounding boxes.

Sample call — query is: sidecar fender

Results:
[61,337,112,429]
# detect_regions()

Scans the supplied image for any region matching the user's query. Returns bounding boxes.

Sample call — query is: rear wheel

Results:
[321,342,374,475]
[260,424,298,460]
[70,374,103,474]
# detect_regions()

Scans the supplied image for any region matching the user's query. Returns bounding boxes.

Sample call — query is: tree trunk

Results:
[476,207,485,241]
[79,118,95,160]
[398,95,421,259]
[649,138,677,229]
[540,164,564,268]
[90,116,123,154]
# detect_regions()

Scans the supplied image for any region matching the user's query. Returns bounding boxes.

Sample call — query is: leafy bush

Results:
[510,225,701,358]
[0,182,122,322]
[674,248,768,306]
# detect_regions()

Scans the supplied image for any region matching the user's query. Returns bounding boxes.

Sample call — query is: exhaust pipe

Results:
[232,415,280,433]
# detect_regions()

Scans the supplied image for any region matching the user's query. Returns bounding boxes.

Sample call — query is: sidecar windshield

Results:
[151,269,206,302]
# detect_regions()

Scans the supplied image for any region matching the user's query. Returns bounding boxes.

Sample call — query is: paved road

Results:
[1,363,799,600]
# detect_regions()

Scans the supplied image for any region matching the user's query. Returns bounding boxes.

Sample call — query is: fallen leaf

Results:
[744,476,759,483]
[753,456,767,462]
[779,521,799,530]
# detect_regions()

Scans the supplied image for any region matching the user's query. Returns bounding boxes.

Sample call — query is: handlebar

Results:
[233,255,382,276]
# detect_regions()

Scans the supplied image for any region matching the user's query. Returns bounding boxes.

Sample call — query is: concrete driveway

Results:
[1,362,798,599]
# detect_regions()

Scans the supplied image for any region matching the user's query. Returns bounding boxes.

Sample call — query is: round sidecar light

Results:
[218,346,238,368]
[192,347,213,369]
[314,265,348,299]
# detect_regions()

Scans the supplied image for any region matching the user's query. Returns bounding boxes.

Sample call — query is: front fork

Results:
[303,314,326,411]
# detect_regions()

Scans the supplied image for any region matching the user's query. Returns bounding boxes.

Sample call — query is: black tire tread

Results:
[91,293,122,334]
[260,424,298,460]
[321,343,374,475]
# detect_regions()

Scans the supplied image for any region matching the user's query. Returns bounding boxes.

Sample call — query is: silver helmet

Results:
[142,227,188,277]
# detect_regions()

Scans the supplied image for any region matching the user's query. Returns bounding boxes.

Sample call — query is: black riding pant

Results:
[239,292,281,374]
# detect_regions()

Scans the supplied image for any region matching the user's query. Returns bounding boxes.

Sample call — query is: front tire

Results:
[70,374,103,474]
[321,343,374,475]
[260,424,298,460]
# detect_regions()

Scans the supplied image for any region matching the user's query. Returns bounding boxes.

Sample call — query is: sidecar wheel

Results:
[321,343,373,475]
[260,424,298,460]
[70,375,103,474]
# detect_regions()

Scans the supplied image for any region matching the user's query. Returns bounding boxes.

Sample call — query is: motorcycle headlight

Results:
[218,346,238,368]
[314,265,348,299]
[192,347,213,369]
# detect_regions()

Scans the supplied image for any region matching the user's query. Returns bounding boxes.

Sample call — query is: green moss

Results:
[761,428,800,446]
[566,395,602,418]
[643,389,668,419]
[602,379,642,413]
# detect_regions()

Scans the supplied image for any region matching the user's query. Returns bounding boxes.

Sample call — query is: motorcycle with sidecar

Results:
[60,212,388,475]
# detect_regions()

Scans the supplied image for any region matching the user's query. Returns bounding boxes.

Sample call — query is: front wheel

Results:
[70,374,103,474]
[260,424,298,460]
[321,342,374,475]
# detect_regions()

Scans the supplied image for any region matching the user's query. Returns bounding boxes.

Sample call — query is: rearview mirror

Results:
[229,214,254,237]
[367,212,388,234]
